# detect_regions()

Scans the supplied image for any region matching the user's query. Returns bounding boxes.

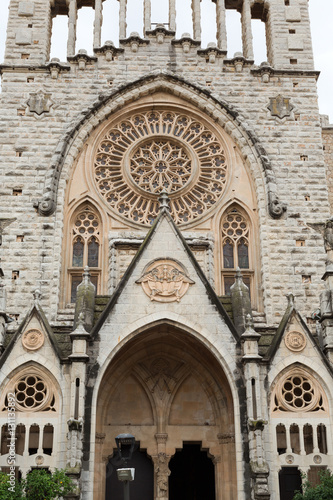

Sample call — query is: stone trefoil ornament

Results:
[136,259,194,302]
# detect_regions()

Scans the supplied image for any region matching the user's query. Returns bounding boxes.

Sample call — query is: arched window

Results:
[271,367,331,498]
[0,366,59,473]
[221,207,253,298]
[69,205,101,303]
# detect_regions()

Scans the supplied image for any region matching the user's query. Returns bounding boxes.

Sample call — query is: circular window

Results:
[93,109,229,226]
[273,371,325,413]
[6,372,56,412]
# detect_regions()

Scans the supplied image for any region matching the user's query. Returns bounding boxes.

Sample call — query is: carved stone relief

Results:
[284,331,306,352]
[136,259,194,302]
[27,91,53,115]
[22,328,45,351]
[268,95,294,119]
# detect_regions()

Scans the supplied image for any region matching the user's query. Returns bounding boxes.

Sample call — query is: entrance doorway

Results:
[105,448,153,500]
[169,443,216,500]
[279,467,302,500]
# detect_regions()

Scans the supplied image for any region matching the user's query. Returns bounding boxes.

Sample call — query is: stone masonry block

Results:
[288,35,304,51]
[18,1,35,16]
[15,30,32,45]
[285,6,301,22]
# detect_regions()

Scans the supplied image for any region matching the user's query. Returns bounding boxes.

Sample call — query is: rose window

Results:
[13,374,55,412]
[94,110,229,225]
[130,140,192,194]
[273,371,325,413]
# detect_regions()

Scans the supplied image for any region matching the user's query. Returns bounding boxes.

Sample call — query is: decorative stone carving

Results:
[35,455,44,465]
[143,357,179,398]
[268,95,294,119]
[284,331,306,352]
[13,373,54,412]
[154,453,171,497]
[273,369,325,413]
[136,259,194,302]
[94,108,229,226]
[22,328,45,351]
[285,454,294,464]
[313,455,322,464]
[27,91,53,115]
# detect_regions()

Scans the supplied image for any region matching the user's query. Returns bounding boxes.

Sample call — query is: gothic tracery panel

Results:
[93,109,229,225]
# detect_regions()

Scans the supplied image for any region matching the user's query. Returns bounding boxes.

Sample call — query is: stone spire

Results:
[230,268,252,335]
[74,267,96,333]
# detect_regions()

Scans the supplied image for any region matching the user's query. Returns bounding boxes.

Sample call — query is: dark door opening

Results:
[279,467,302,500]
[169,443,216,500]
[105,448,153,500]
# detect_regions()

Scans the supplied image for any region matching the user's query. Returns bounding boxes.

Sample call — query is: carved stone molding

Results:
[22,328,44,351]
[136,259,194,302]
[284,330,306,352]
[218,432,235,444]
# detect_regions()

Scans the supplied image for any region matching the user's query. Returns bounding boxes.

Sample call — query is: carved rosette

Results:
[284,331,306,352]
[136,259,194,302]
[93,109,229,226]
[22,328,45,351]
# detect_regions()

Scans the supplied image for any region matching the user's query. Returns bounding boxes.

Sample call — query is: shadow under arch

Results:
[92,322,241,500]
[35,72,286,220]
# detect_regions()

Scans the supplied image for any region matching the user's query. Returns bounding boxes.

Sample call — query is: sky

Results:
[0,0,332,121]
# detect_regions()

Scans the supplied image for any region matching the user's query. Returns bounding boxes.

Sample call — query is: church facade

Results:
[0,0,333,499]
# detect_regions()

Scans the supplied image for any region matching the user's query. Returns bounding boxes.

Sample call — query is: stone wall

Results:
[322,126,333,213]
[0,0,329,330]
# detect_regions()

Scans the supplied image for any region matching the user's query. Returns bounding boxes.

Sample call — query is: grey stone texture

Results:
[0,0,333,499]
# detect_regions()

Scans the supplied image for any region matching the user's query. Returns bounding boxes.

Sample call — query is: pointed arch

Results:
[218,202,260,309]
[62,200,105,304]
[35,73,286,221]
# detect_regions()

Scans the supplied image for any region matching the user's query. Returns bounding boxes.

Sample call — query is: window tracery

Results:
[273,370,325,413]
[93,109,229,225]
[69,205,101,302]
[220,207,252,297]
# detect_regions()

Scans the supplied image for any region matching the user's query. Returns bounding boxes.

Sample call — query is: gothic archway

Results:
[93,324,237,500]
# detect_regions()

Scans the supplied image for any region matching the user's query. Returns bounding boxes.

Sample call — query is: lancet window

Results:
[69,205,101,302]
[221,207,253,297]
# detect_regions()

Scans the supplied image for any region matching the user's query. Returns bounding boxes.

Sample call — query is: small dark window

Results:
[238,239,249,268]
[88,237,99,267]
[72,238,84,267]
[223,240,234,268]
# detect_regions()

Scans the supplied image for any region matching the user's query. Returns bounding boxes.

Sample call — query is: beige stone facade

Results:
[0,0,333,499]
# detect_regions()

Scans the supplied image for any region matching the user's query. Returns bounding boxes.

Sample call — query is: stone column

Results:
[285,425,292,454]
[191,0,201,41]
[23,425,30,457]
[319,218,333,364]
[241,0,254,60]
[144,0,151,33]
[216,0,227,52]
[38,424,44,455]
[169,0,176,31]
[242,316,270,499]
[67,0,77,57]
[154,433,170,500]
[119,0,127,39]
[93,0,103,48]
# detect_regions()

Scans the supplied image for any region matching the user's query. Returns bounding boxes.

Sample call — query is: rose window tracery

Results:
[93,110,229,225]
[130,140,192,194]
[273,371,326,413]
